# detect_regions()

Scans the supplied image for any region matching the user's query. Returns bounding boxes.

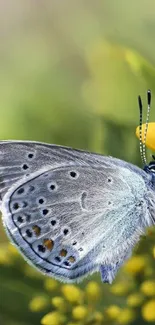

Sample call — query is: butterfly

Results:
[0,90,155,284]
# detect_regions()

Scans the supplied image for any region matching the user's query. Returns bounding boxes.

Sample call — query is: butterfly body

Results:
[0,141,155,283]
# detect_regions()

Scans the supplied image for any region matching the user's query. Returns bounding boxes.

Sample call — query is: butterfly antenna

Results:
[138,90,151,165]
[143,90,151,164]
[138,94,146,165]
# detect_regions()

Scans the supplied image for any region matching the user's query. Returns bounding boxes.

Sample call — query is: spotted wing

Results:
[0,140,145,203]
[1,161,148,282]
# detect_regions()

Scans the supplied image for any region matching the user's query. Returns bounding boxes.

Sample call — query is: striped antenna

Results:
[138,90,151,165]
[143,90,151,163]
[138,95,146,165]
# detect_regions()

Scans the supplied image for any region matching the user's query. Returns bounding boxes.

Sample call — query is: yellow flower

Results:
[127,293,144,307]
[72,305,88,320]
[110,282,131,296]
[52,296,66,311]
[44,278,58,291]
[85,281,101,301]
[136,122,155,151]
[29,296,49,312]
[141,281,155,296]
[41,311,65,325]
[117,308,135,324]
[106,305,121,319]
[61,284,83,303]
[123,255,146,275]
[142,299,155,322]
[94,311,104,322]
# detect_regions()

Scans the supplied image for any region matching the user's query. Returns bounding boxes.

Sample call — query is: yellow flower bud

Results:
[52,296,66,311]
[44,278,58,291]
[41,311,65,325]
[118,308,135,324]
[110,282,131,296]
[29,296,49,312]
[136,122,155,151]
[127,293,144,307]
[85,281,101,301]
[72,305,88,320]
[61,284,83,303]
[106,305,121,319]
[142,299,155,322]
[141,281,155,296]
[123,255,146,275]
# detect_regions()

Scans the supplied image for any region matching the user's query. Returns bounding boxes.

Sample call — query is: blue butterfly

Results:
[0,90,155,283]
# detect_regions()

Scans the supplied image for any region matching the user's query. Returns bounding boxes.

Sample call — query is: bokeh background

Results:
[0,1,155,324]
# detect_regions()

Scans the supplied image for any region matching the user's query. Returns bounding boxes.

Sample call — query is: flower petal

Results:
[136,122,155,151]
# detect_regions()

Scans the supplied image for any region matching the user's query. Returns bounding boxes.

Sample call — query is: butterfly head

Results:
[136,90,155,176]
[144,157,155,187]
[136,90,155,224]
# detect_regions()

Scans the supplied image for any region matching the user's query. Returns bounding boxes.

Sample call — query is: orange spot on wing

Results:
[43,239,54,250]
[32,225,41,236]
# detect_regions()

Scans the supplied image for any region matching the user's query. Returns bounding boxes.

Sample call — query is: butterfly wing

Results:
[0,140,148,202]
[1,152,150,283]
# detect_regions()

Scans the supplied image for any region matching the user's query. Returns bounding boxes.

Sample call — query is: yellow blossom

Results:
[127,293,144,307]
[142,299,155,322]
[117,308,135,324]
[123,255,146,274]
[72,305,88,320]
[44,278,58,291]
[52,296,66,311]
[29,295,49,312]
[85,281,101,301]
[106,305,121,319]
[136,122,155,151]
[41,311,65,325]
[110,282,131,296]
[141,281,155,296]
[61,284,83,303]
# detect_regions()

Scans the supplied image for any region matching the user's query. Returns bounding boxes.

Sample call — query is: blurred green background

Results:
[0,1,155,324]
